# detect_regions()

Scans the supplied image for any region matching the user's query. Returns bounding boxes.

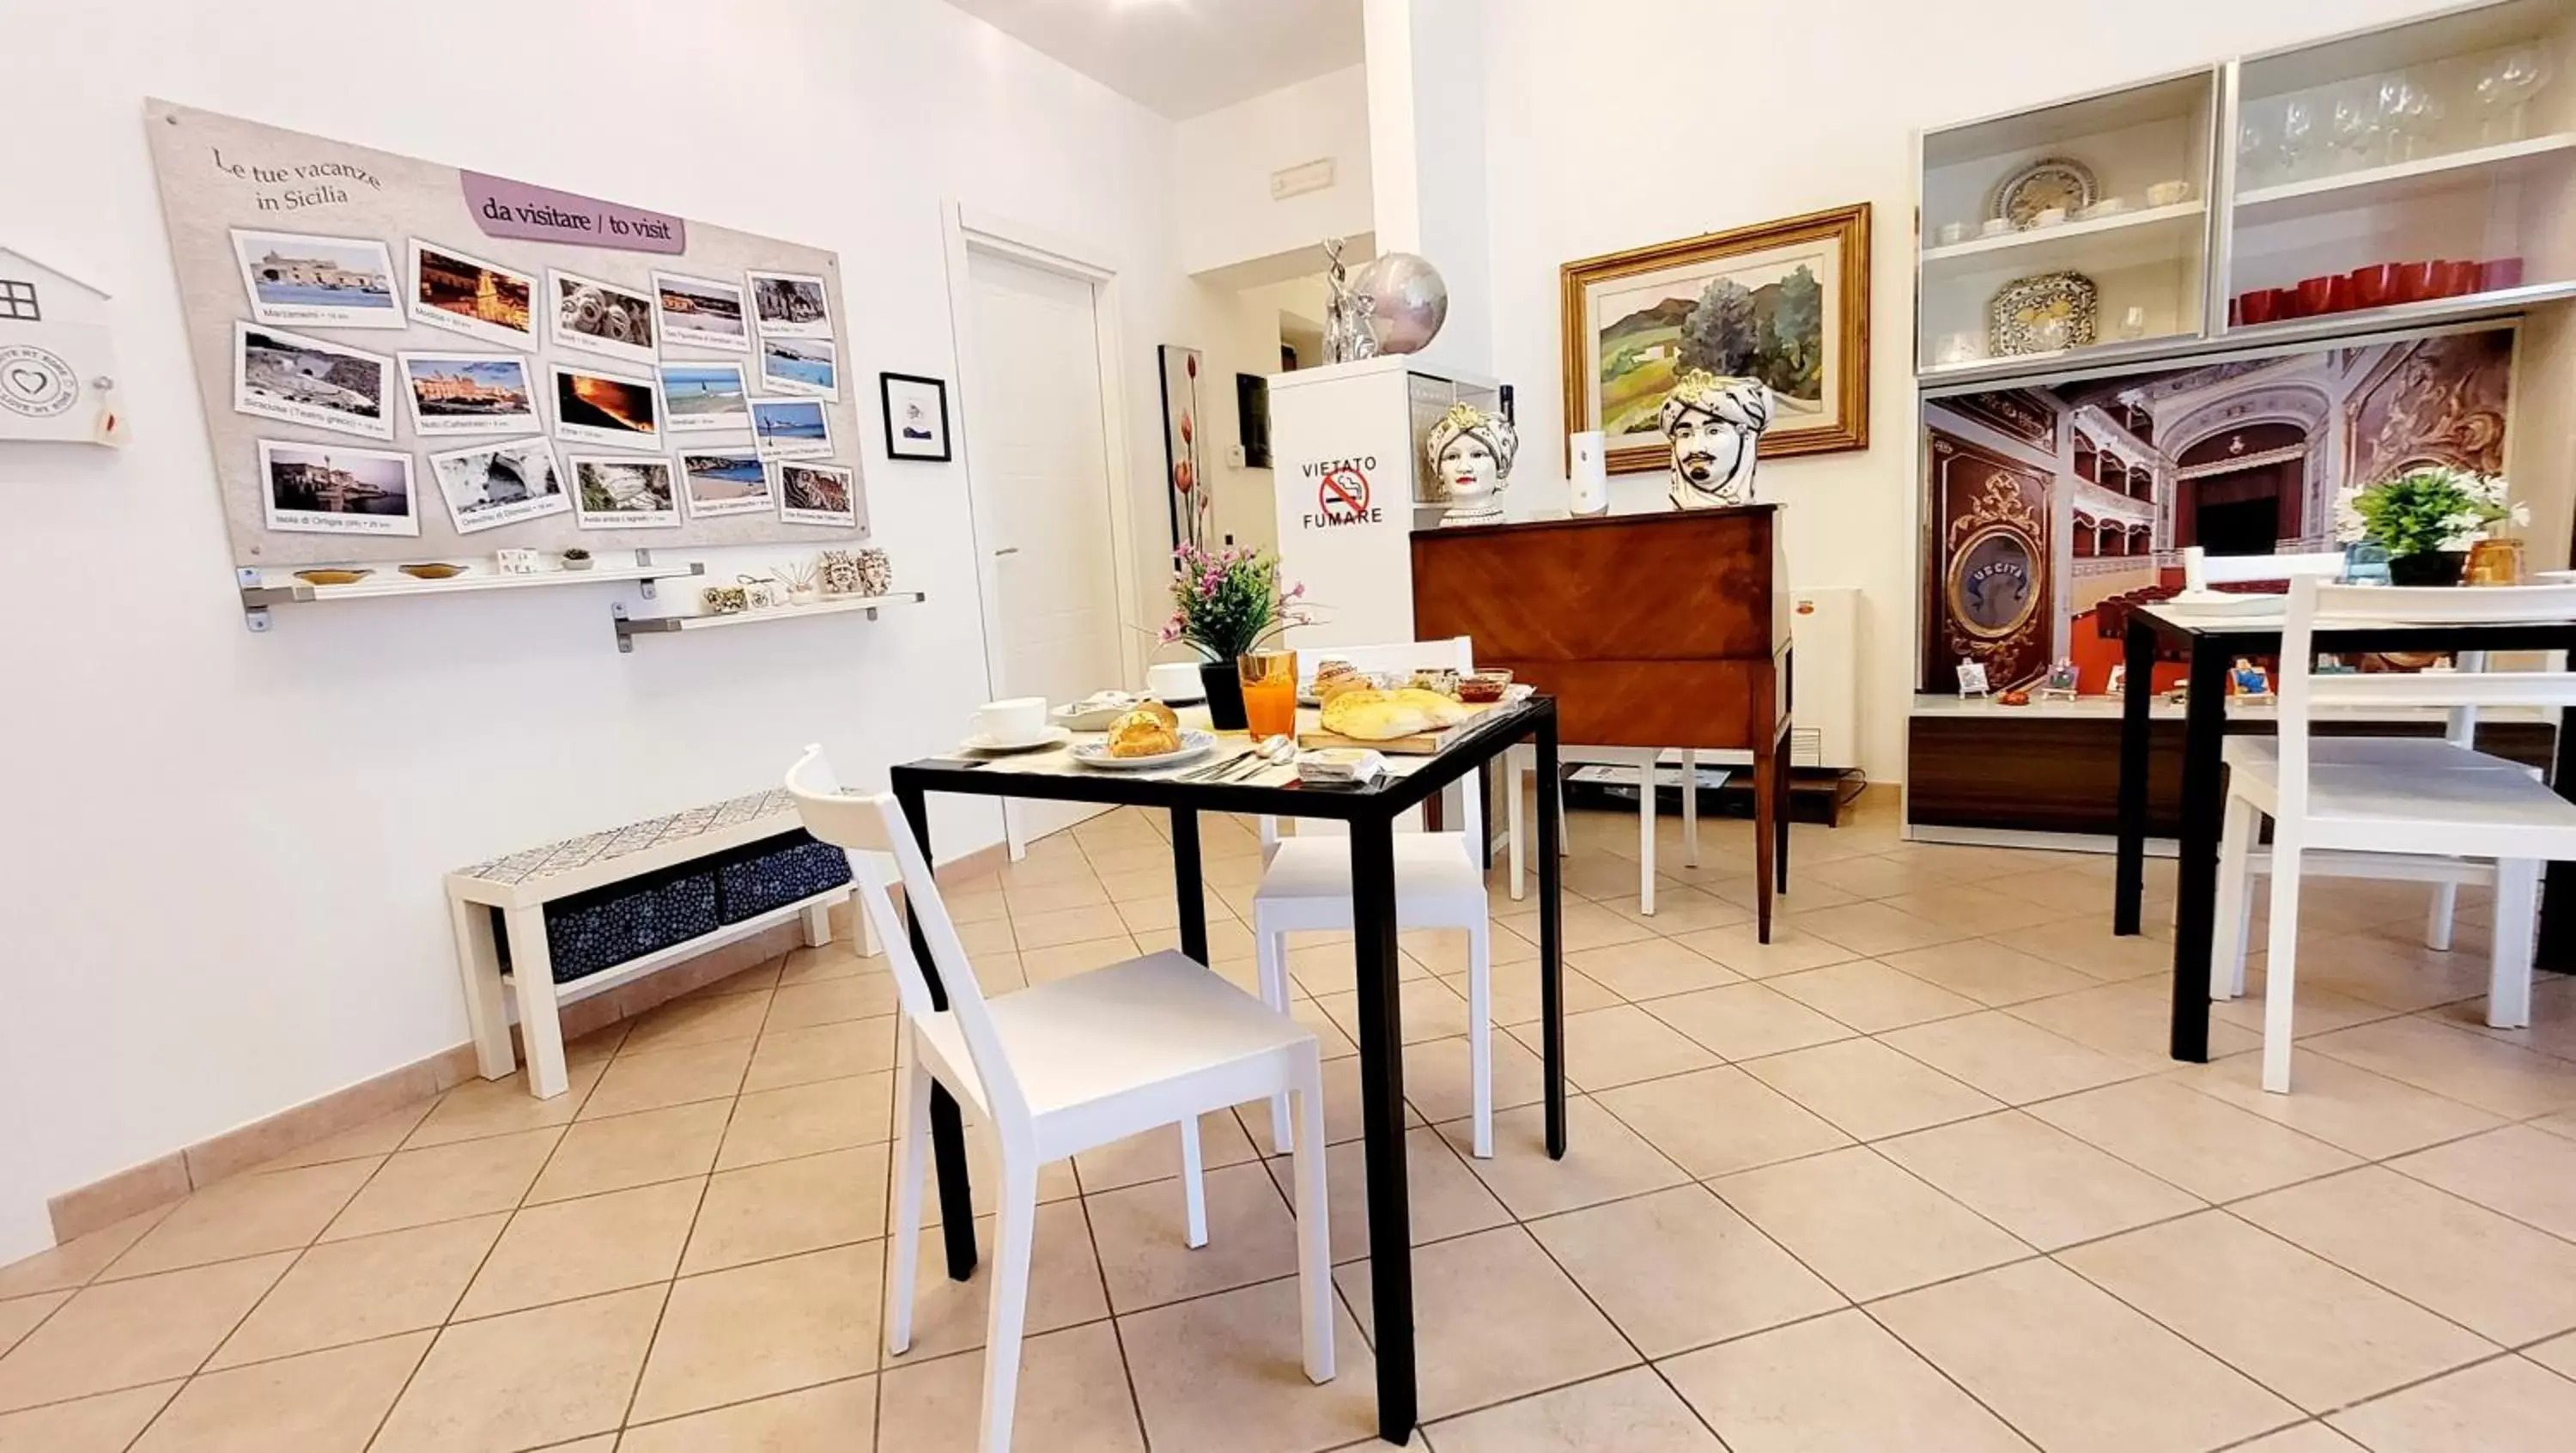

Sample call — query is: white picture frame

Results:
[678,447,774,519]
[772,459,858,527]
[546,267,659,368]
[659,359,752,434]
[230,228,403,330]
[427,436,571,534]
[747,268,832,339]
[651,270,751,353]
[258,439,418,536]
[550,362,665,451]
[407,238,538,348]
[749,395,834,459]
[757,336,837,402]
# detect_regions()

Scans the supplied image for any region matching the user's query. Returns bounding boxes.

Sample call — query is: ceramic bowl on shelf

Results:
[1935,221,1971,246]
[1978,217,2014,239]
[400,563,468,581]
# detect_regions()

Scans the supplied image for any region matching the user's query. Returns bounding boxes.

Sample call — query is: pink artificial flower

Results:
[1287,581,1305,599]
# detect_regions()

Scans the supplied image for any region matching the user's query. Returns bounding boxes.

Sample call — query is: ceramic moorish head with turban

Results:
[1660,369,1774,510]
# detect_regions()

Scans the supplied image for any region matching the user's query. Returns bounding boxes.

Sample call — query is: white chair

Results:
[2189,547,2508,965]
[786,747,1334,1453]
[1258,637,1494,1158]
[1506,746,1702,914]
[2210,580,2576,1093]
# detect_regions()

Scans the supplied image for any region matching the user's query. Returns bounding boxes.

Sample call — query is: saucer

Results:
[961,726,1072,754]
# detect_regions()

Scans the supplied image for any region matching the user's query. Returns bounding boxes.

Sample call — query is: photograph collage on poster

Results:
[226,226,856,538]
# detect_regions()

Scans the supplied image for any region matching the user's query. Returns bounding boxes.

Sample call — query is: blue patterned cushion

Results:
[717,834,853,924]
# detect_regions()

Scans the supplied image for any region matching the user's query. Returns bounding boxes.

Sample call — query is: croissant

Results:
[1106,709,1181,758]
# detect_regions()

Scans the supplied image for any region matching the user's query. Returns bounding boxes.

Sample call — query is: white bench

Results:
[446,788,865,1098]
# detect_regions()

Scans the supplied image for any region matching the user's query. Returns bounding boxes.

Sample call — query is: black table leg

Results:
[894,776,978,1281]
[2115,617,2156,938]
[1534,711,1567,1160]
[2538,711,2576,970]
[1773,739,1791,895]
[1475,761,1494,871]
[2167,639,2231,1062]
[1168,807,1208,964]
[1348,812,1415,1444]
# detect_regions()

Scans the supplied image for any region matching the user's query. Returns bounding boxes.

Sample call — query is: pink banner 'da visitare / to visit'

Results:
[459,172,686,254]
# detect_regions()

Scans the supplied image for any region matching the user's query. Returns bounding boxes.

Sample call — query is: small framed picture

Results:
[1955,660,1990,699]
[880,372,950,462]
[2106,663,2128,697]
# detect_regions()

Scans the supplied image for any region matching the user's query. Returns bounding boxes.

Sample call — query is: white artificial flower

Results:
[2512,502,2534,527]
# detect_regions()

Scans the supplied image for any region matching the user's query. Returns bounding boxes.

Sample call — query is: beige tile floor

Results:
[8,795,2576,1451]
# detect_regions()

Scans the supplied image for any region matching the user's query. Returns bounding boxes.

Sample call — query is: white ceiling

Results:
[945,0,1364,119]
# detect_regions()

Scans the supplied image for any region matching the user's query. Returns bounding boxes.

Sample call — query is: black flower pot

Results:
[1199,660,1249,731]
[2387,550,2467,587]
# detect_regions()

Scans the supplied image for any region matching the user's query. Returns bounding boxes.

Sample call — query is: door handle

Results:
[993,546,1021,556]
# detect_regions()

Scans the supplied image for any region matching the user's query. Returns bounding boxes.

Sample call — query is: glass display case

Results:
[1917,71,2219,377]
[2224,0,2576,338]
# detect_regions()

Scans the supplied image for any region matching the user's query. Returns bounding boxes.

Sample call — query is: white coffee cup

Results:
[1935,221,1971,246]
[1145,661,1202,702]
[973,696,1048,745]
[2147,179,2191,207]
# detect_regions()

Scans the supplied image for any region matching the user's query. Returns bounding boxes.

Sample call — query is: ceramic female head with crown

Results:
[1423,402,1517,526]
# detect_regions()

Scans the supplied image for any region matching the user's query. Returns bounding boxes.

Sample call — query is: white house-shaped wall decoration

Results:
[0,246,124,447]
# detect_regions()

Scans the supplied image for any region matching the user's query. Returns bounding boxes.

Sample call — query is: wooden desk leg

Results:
[450,897,515,1082]
[2115,618,2156,938]
[2167,640,2230,1063]
[1753,740,1777,945]
[894,775,978,1283]
[1170,808,1209,965]
[1349,812,1416,1444]
[501,906,568,1099]
[1773,741,1791,895]
[1534,717,1567,1161]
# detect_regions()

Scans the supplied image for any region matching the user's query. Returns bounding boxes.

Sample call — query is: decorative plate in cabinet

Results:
[1988,271,2099,356]
[1989,155,2099,227]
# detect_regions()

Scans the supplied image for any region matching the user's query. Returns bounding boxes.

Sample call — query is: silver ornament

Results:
[1352,252,1449,356]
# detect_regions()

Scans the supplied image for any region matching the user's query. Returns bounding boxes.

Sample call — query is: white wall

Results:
[1174,64,1374,278]
[1474,0,2464,781]
[0,0,1200,1255]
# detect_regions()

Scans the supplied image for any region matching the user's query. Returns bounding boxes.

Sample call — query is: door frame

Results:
[939,202,1148,854]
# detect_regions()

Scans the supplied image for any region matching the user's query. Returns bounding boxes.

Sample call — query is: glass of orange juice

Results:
[1237,648,1298,740]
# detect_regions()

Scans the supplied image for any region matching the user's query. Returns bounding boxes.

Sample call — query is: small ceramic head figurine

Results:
[1660,369,1774,510]
[1424,402,1517,525]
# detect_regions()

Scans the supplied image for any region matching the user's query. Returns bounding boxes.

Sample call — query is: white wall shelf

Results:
[1921,201,2208,271]
[2234,132,2576,224]
[611,591,926,652]
[236,554,703,634]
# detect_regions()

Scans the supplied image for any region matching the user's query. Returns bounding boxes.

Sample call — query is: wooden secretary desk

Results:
[1411,506,1795,938]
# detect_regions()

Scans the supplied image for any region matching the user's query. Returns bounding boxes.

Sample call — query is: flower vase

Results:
[1200,660,1249,731]
[2386,550,2468,587]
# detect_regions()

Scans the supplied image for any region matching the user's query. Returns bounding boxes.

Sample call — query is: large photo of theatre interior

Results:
[1921,327,2512,693]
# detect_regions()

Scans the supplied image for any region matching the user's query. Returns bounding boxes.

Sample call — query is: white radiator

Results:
[1789,588,1860,770]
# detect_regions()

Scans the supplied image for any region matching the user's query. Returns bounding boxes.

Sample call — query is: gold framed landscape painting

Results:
[1562,203,1870,473]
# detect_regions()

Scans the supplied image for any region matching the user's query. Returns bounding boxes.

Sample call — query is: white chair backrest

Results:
[2273,581,2576,831]
[1268,636,1480,851]
[2183,546,2346,592]
[784,745,1029,1125]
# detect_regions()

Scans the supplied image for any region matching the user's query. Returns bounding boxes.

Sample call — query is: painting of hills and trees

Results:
[1561,204,1870,472]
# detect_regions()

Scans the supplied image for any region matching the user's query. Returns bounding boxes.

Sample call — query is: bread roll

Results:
[1106,709,1181,757]
[1135,698,1181,731]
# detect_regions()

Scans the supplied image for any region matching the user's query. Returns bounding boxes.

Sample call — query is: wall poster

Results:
[1918,327,2514,691]
[146,100,868,567]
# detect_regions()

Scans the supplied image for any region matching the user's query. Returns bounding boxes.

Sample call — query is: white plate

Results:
[1054,698,1141,732]
[1070,728,1217,771]
[2164,590,2285,617]
[961,726,1072,754]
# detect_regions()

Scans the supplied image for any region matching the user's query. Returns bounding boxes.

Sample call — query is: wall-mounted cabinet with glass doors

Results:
[1917,0,2576,385]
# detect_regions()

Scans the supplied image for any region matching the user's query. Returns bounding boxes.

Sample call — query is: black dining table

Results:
[888,695,1568,1446]
[2116,601,2576,1062]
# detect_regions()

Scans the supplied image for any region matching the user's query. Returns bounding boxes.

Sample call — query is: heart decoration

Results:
[4,366,52,399]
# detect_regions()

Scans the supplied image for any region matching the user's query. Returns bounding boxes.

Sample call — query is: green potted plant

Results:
[560,547,592,573]
[1159,544,1309,730]
[2334,465,2524,587]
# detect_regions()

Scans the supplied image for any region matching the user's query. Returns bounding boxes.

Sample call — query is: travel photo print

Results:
[258,440,418,536]
[231,228,402,330]
[428,436,569,534]
[548,268,659,368]
[232,321,393,441]
[653,271,751,353]
[659,359,751,434]
[773,459,859,527]
[408,239,538,349]
[749,395,833,459]
[568,453,680,529]
[748,269,833,339]
[758,335,837,401]
[398,352,540,437]
[550,362,665,450]
[679,447,774,519]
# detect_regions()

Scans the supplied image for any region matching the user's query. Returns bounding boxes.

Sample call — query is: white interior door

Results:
[964,245,1126,846]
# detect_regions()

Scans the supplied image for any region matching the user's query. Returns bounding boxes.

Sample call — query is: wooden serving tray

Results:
[1296,686,1530,756]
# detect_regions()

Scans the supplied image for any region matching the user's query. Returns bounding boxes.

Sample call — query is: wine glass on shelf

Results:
[2329,82,2379,172]
[2237,111,2276,189]
[2394,72,2446,161]
[2477,46,2556,144]
[2278,96,2319,180]
[2376,73,2415,164]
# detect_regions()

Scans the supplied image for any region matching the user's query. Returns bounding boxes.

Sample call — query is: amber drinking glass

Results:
[2467,537,2526,587]
[1238,649,1299,740]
